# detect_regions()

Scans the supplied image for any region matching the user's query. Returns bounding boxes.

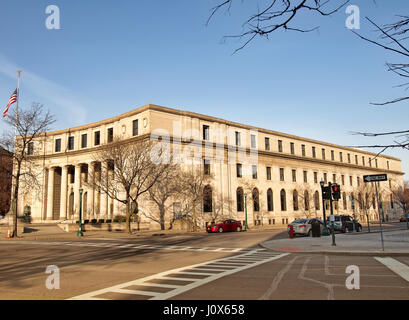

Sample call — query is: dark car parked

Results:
[400,213,409,222]
[327,215,362,233]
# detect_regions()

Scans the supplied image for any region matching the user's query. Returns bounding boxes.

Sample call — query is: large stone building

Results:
[16,104,404,229]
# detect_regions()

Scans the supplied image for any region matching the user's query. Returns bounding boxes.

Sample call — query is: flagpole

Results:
[15,70,21,136]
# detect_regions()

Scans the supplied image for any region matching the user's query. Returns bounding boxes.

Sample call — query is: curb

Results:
[258,243,409,257]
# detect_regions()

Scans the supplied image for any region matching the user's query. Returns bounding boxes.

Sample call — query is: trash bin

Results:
[311,220,321,237]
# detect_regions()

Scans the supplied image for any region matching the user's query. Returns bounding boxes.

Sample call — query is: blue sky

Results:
[1,0,409,178]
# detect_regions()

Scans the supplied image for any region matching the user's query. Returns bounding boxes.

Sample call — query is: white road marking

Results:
[68,249,289,300]
[374,257,409,282]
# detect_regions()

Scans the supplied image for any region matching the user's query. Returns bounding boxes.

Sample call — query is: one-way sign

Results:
[363,174,387,183]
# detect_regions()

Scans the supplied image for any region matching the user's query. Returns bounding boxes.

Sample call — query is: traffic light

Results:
[331,184,341,201]
[322,186,331,200]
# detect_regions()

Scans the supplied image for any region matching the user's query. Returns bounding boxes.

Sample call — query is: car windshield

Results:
[292,219,308,224]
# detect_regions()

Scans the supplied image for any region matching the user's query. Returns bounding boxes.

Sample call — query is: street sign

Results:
[363,174,387,183]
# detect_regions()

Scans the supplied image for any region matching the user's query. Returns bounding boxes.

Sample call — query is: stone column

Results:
[60,166,68,220]
[74,164,81,220]
[88,162,95,220]
[46,167,55,220]
[100,161,108,218]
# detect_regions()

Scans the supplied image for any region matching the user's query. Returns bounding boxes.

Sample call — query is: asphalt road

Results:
[0,224,408,300]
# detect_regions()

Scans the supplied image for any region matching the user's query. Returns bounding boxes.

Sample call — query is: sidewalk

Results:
[260,229,409,256]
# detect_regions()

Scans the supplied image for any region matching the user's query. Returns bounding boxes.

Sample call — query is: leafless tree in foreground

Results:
[0,103,55,237]
[389,180,409,229]
[207,0,349,53]
[86,138,170,234]
[296,184,318,218]
[353,183,376,232]
[142,163,184,230]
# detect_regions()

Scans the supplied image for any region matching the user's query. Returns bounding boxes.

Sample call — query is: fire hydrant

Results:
[289,224,294,239]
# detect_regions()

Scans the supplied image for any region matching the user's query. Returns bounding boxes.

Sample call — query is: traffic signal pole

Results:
[329,182,336,246]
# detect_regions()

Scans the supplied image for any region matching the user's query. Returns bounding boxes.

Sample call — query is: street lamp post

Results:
[320,180,330,236]
[77,188,83,237]
[244,194,249,230]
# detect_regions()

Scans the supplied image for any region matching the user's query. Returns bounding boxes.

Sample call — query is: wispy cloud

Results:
[0,53,88,126]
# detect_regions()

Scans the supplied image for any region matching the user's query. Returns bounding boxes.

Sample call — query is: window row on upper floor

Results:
[201,124,391,170]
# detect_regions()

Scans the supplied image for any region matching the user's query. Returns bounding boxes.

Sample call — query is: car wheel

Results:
[218,227,224,233]
[236,226,241,232]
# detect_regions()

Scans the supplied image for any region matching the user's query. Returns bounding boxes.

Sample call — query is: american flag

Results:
[3,89,17,118]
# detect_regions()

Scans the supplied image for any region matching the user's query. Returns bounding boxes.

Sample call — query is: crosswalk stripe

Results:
[374,257,409,282]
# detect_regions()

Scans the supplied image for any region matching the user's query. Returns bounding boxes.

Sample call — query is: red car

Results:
[207,219,242,233]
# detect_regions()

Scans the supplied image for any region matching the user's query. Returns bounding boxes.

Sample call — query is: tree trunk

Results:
[126,199,131,234]
[159,205,165,231]
[12,174,20,238]
[366,214,371,233]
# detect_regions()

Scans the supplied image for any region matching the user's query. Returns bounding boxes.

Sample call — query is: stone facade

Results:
[16,104,405,229]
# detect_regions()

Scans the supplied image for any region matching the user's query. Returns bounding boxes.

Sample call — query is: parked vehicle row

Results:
[400,214,409,222]
[326,215,362,233]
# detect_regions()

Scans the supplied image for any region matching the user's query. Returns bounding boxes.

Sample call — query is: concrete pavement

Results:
[261,228,409,256]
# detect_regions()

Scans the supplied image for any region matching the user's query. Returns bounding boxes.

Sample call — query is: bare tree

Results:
[353,183,376,232]
[296,184,317,218]
[207,0,349,53]
[86,137,170,234]
[178,167,213,231]
[0,103,55,237]
[390,180,409,229]
[142,163,184,230]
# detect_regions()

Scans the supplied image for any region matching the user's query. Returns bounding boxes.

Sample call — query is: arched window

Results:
[236,187,244,212]
[267,189,273,211]
[351,193,355,210]
[343,192,347,210]
[304,190,309,211]
[293,190,299,211]
[373,195,376,209]
[280,189,286,211]
[253,188,260,212]
[314,191,320,210]
[390,194,394,209]
[203,185,212,213]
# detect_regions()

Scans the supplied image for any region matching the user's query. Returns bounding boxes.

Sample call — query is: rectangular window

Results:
[314,172,318,184]
[133,119,139,136]
[350,176,353,186]
[324,173,327,184]
[348,153,351,163]
[333,174,336,183]
[251,134,256,148]
[252,165,258,179]
[107,128,114,143]
[322,148,326,160]
[339,152,343,162]
[375,159,378,168]
[341,175,345,185]
[387,161,390,170]
[236,163,242,178]
[369,158,372,167]
[27,142,34,155]
[81,134,87,148]
[362,156,365,166]
[266,166,271,180]
[292,169,296,182]
[235,131,241,146]
[280,168,285,181]
[357,177,360,186]
[301,144,305,156]
[331,150,334,161]
[278,140,283,152]
[94,131,100,146]
[312,147,316,158]
[55,139,61,152]
[303,171,307,183]
[265,137,270,151]
[290,142,295,155]
[204,159,211,175]
[68,136,74,150]
[355,155,358,164]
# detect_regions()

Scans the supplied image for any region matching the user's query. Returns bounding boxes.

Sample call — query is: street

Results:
[0,223,408,300]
